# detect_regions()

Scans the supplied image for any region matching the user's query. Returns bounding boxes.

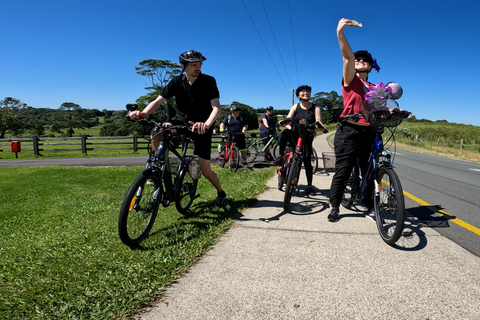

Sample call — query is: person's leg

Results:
[260,132,272,160]
[328,125,358,221]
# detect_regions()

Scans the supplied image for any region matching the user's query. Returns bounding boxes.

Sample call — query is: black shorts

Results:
[191,128,214,160]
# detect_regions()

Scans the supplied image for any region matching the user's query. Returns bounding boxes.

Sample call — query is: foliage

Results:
[49,102,98,137]
[134,59,181,121]
[217,101,258,131]
[311,91,344,124]
[0,97,31,138]
[0,165,275,319]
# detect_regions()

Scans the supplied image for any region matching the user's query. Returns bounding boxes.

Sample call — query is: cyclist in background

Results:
[128,50,227,207]
[277,85,327,196]
[259,106,278,161]
[328,18,379,222]
[220,104,248,167]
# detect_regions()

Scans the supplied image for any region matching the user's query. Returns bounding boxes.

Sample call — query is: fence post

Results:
[460,139,464,150]
[81,135,87,154]
[133,133,138,152]
[437,138,440,146]
[32,135,40,156]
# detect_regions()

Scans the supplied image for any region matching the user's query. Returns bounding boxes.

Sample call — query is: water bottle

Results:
[188,155,201,179]
[217,143,222,152]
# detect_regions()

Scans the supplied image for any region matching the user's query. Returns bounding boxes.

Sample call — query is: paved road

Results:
[3,136,480,319]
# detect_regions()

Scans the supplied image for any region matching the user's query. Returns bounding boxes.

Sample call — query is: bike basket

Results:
[322,152,336,173]
[360,98,404,131]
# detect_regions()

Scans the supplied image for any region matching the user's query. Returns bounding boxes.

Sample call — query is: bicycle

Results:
[245,131,280,163]
[340,98,411,245]
[217,131,242,172]
[277,118,327,210]
[118,104,201,247]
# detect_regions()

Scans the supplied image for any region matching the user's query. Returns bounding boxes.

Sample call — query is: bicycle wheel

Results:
[272,142,279,159]
[277,157,288,191]
[174,166,199,215]
[118,171,160,246]
[229,146,240,172]
[374,166,405,245]
[311,147,319,173]
[245,142,258,163]
[218,145,227,168]
[284,157,301,210]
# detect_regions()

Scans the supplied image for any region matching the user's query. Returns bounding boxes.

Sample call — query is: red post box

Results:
[11,141,21,152]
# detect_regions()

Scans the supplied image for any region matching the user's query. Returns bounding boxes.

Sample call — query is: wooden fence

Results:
[0,134,227,156]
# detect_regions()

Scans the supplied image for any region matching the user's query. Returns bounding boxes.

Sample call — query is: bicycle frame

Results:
[358,134,387,196]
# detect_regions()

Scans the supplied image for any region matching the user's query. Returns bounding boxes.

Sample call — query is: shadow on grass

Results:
[128,197,258,250]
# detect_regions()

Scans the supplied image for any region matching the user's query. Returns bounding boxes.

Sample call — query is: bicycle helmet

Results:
[354,50,380,72]
[295,85,312,98]
[179,50,207,65]
[230,104,240,112]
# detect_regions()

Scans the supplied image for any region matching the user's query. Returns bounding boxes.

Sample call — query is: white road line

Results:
[469,168,480,172]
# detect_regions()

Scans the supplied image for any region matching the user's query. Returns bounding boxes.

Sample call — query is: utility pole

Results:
[286,89,294,106]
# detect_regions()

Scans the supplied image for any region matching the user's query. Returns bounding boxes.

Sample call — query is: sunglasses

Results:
[355,57,370,63]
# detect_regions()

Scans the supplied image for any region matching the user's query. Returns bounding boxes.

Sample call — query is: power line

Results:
[287,0,299,86]
[240,0,287,89]
[260,0,293,88]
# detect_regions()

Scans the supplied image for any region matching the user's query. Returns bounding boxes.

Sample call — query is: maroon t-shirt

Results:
[340,76,372,125]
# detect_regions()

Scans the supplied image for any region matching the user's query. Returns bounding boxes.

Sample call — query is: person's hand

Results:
[189,121,209,134]
[129,110,145,120]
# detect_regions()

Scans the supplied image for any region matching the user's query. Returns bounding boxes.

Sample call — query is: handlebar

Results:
[280,118,328,133]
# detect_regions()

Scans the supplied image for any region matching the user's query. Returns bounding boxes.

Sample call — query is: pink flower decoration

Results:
[364,82,393,99]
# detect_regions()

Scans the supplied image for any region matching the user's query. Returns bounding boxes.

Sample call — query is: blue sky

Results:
[1,0,480,126]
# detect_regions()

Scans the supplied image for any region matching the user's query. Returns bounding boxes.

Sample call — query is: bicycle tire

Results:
[311,147,319,174]
[174,165,199,215]
[218,145,227,168]
[118,171,160,247]
[246,142,258,163]
[277,158,287,191]
[284,157,300,210]
[272,142,279,159]
[374,166,405,245]
[229,146,240,172]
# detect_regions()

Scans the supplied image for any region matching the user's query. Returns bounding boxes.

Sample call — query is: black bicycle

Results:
[341,98,411,244]
[118,104,201,247]
[277,118,327,210]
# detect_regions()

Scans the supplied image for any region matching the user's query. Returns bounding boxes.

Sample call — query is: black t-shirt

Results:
[293,103,316,124]
[161,73,220,123]
[221,114,247,134]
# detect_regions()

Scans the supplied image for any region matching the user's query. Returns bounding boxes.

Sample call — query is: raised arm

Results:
[337,18,357,87]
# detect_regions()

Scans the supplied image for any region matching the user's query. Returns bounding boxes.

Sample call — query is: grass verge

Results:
[0,165,276,319]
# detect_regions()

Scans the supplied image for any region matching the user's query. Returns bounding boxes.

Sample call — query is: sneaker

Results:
[365,208,376,222]
[327,208,340,222]
[265,154,274,161]
[242,161,248,167]
[306,186,316,196]
[215,191,227,207]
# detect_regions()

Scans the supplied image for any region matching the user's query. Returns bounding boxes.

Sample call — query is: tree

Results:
[217,102,258,131]
[312,91,344,124]
[0,97,30,138]
[134,59,181,120]
[50,102,92,137]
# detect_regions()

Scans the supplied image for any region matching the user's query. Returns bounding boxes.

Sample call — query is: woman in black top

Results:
[277,85,326,196]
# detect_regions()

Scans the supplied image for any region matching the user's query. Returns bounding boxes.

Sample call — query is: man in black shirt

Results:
[129,50,227,206]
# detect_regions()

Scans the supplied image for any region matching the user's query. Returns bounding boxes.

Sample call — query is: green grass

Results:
[0,165,276,319]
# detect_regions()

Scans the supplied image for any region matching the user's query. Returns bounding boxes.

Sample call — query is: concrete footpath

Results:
[140,133,480,320]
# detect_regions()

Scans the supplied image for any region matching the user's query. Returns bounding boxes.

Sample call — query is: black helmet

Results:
[295,85,312,98]
[230,104,240,112]
[179,50,207,65]
[354,50,374,65]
